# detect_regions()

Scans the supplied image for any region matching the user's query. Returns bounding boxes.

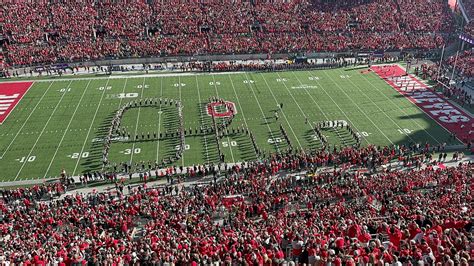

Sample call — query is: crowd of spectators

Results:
[461,0,474,19]
[463,21,474,39]
[1,0,455,67]
[446,50,474,77]
[0,143,472,265]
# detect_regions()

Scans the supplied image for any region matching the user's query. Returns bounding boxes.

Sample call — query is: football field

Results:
[0,66,463,181]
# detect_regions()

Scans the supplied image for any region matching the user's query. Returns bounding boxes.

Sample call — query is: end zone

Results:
[0,82,34,124]
[371,65,471,144]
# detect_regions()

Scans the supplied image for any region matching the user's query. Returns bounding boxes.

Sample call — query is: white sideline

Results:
[5,71,248,83]
[212,74,236,163]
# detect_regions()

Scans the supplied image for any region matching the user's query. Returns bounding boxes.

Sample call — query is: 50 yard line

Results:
[211,74,235,163]
[228,74,258,159]
[195,76,211,164]
[0,81,54,159]
[14,81,73,181]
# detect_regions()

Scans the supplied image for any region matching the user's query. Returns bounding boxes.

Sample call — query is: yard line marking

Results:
[259,73,304,150]
[228,74,258,159]
[358,71,441,144]
[178,76,185,168]
[338,69,418,143]
[14,80,73,181]
[319,70,394,145]
[116,77,130,110]
[211,74,235,163]
[43,80,92,178]
[303,70,369,144]
[195,76,211,164]
[130,77,147,164]
[156,77,164,163]
[72,78,112,176]
[290,72,363,145]
[243,72,281,153]
[275,72,331,147]
[0,81,54,159]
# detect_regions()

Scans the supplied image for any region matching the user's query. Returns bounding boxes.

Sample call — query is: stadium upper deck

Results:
[1,0,455,67]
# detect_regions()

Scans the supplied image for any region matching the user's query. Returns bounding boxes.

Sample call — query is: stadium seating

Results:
[0,145,471,264]
[446,50,474,77]
[462,0,474,19]
[1,0,455,66]
[463,21,474,39]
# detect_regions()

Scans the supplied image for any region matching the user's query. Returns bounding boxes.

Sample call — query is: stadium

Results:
[0,0,472,265]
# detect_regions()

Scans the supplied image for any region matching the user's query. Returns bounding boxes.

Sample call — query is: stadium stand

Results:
[1,0,455,66]
[0,148,471,264]
[446,50,474,77]
[463,21,474,39]
[0,1,472,265]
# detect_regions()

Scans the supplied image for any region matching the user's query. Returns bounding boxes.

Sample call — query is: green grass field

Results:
[0,67,462,181]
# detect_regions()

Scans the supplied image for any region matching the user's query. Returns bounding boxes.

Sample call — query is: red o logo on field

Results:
[207,101,237,117]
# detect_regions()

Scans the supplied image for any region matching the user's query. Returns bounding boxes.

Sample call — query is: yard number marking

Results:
[356,132,370,137]
[18,156,36,163]
[123,148,141,155]
[69,152,89,159]
[268,138,283,144]
[222,141,237,147]
[398,128,412,134]
[175,144,190,151]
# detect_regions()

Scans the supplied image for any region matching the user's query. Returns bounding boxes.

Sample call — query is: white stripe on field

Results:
[0,81,54,159]
[259,73,304,150]
[43,80,92,178]
[14,81,73,181]
[71,78,112,176]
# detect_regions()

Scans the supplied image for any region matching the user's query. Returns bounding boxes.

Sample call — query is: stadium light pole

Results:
[450,50,459,83]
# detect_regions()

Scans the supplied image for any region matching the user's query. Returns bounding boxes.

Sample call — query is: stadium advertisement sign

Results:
[0,82,33,124]
[372,65,471,143]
